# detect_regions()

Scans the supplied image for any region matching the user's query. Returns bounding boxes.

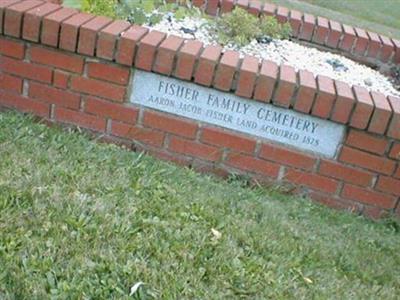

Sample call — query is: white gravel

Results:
[148,16,400,98]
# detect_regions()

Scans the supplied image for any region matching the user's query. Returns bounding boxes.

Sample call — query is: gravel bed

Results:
[149,16,400,98]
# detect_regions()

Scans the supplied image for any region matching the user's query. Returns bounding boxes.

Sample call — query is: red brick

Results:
[4,0,43,37]
[289,10,302,37]
[376,176,400,196]
[298,13,315,41]
[319,160,373,187]
[312,16,329,45]
[143,111,198,139]
[85,97,138,124]
[77,16,112,56]
[260,143,316,170]
[395,166,400,179]
[366,31,381,58]
[191,160,230,178]
[326,20,342,48]
[153,35,184,75]
[192,0,205,8]
[353,27,369,55]
[30,46,84,73]
[206,0,219,15]
[350,85,374,129]
[236,55,259,98]
[273,64,296,107]
[214,50,240,91]
[194,45,222,87]
[0,89,49,117]
[311,75,335,118]
[220,0,234,14]
[53,70,69,89]
[41,7,78,47]
[0,0,22,35]
[339,146,395,175]
[331,80,355,124]
[253,60,277,102]
[363,206,388,220]
[29,81,80,110]
[175,40,203,80]
[169,136,221,162]
[111,121,165,147]
[262,3,276,16]
[201,126,256,153]
[342,184,396,209]
[237,0,249,10]
[345,129,388,155]
[368,91,392,134]
[276,6,289,23]
[225,152,280,177]
[87,62,130,85]
[22,2,60,42]
[135,30,166,71]
[55,107,106,132]
[96,20,130,60]
[60,13,94,52]
[379,35,394,62]
[0,38,24,59]
[389,143,400,160]
[392,39,400,64]
[339,24,356,52]
[0,73,22,93]
[0,56,52,83]
[309,191,360,212]
[387,96,400,139]
[116,25,148,66]
[147,148,192,168]
[70,77,126,102]
[285,169,339,194]
[248,0,262,16]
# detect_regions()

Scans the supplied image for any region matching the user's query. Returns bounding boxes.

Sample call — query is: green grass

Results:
[272,0,400,40]
[0,111,400,299]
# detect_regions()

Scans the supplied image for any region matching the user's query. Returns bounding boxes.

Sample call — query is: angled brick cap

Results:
[23,2,61,42]
[254,60,278,103]
[60,12,95,52]
[195,45,222,87]
[214,50,240,91]
[116,25,148,66]
[236,55,259,98]
[388,96,400,139]
[369,91,392,134]
[331,80,355,124]
[351,85,374,130]
[153,35,184,75]
[96,20,131,61]
[274,64,296,108]
[175,40,203,80]
[295,69,316,113]
[135,30,166,71]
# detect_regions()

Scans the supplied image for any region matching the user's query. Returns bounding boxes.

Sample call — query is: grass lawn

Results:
[271,0,400,40]
[0,111,399,298]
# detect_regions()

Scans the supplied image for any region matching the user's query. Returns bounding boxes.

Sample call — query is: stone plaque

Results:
[130,70,345,157]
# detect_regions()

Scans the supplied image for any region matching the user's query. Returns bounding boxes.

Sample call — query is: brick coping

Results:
[195,0,400,67]
[0,0,399,141]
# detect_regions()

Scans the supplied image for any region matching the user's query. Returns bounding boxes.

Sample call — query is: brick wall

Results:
[0,0,400,219]
[192,0,400,67]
